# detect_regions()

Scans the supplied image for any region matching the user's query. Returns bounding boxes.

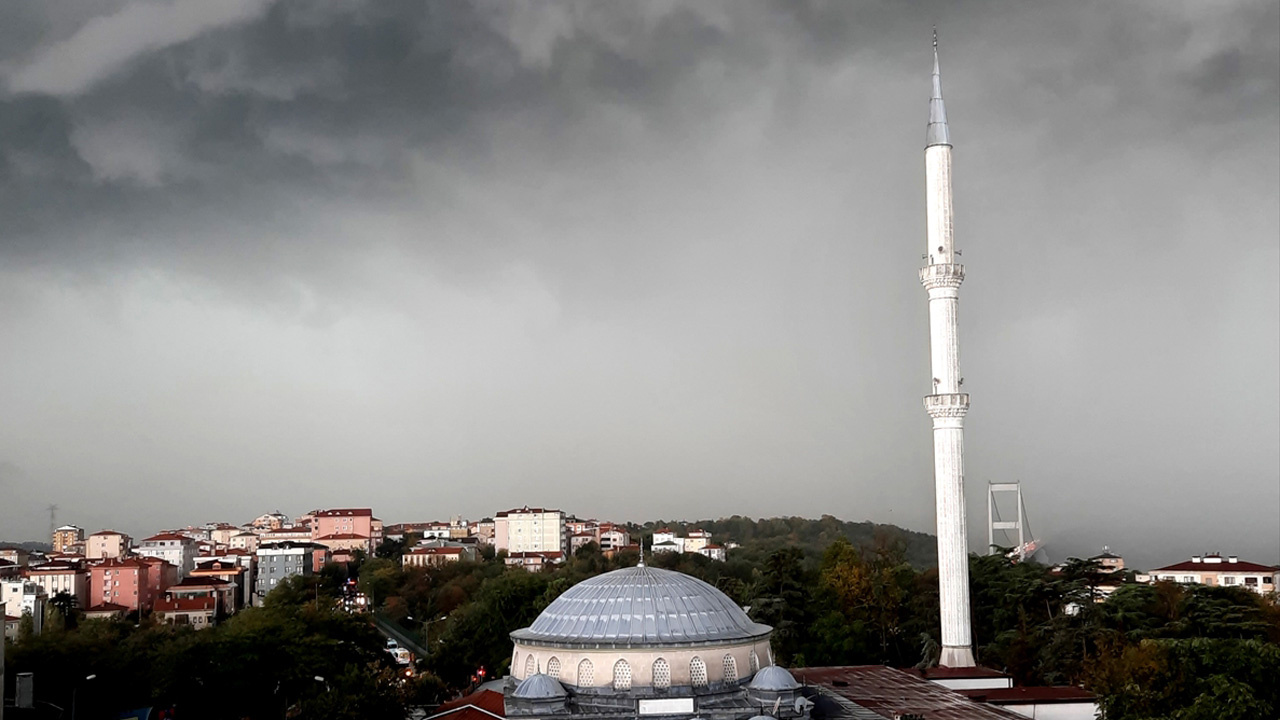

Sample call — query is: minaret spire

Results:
[927,30,951,148]
[920,29,975,668]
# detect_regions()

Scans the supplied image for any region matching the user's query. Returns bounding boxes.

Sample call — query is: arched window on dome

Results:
[524,654,536,678]
[613,659,632,691]
[749,650,760,673]
[723,654,738,683]
[577,658,594,687]
[652,658,671,689]
[690,657,708,687]
[546,657,561,680]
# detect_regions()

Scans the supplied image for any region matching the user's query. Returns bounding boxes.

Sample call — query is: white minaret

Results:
[921,34,976,668]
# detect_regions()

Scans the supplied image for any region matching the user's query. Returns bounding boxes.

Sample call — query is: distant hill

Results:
[0,540,52,553]
[634,515,938,569]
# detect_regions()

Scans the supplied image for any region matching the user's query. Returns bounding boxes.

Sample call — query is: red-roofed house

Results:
[426,688,506,720]
[190,559,250,611]
[154,596,218,629]
[1146,554,1276,594]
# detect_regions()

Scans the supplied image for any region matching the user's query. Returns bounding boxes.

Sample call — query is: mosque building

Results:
[502,562,811,719]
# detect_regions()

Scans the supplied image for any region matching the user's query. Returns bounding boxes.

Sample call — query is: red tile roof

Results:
[172,576,232,588]
[89,530,125,536]
[798,666,1026,719]
[142,533,190,543]
[917,665,1010,680]
[315,508,373,517]
[84,603,129,613]
[429,689,505,719]
[409,547,465,555]
[155,597,217,613]
[957,686,1096,704]
[1151,557,1275,573]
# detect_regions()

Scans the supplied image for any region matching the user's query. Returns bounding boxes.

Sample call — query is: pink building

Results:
[86,530,132,560]
[89,558,152,612]
[139,556,179,605]
[311,508,374,543]
[313,533,371,554]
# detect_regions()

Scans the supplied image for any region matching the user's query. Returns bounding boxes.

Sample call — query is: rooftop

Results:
[510,565,769,648]
[800,666,1024,719]
[1151,556,1275,573]
[314,508,373,517]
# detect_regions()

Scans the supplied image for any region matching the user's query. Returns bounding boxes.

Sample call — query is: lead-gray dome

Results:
[510,565,771,648]
[749,666,800,691]
[513,673,567,699]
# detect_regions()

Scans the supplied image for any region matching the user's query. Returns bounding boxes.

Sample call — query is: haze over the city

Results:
[0,1,1276,570]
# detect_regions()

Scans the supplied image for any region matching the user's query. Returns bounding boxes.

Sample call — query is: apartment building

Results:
[51,525,85,554]
[137,533,197,578]
[1146,554,1276,594]
[86,530,132,560]
[494,507,567,555]
[25,561,89,610]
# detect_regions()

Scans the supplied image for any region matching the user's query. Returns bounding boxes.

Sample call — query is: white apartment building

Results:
[26,562,89,610]
[137,533,197,578]
[1,579,48,634]
[1146,554,1276,594]
[494,507,567,555]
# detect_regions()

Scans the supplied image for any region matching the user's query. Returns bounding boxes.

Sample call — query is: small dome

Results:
[747,716,777,720]
[513,673,567,699]
[511,566,770,647]
[749,665,800,691]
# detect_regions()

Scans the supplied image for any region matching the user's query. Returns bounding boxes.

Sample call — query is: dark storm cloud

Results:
[0,1,1275,569]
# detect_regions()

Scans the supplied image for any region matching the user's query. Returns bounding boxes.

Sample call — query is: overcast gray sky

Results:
[0,0,1276,569]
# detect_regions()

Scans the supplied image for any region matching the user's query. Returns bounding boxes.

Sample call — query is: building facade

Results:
[86,530,132,560]
[137,533,197,578]
[495,507,567,555]
[25,562,89,610]
[1146,554,1276,594]
[254,542,321,603]
[52,525,85,554]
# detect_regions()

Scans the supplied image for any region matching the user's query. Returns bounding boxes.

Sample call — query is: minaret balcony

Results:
[919,263,965,290]
[924,392,970,418]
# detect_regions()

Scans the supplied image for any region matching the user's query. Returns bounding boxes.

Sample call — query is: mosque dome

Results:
[510,565,770,648]
[512,673,568,700]
[749,665,801,691]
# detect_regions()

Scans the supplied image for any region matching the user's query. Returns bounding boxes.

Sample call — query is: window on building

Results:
[1264,577,1274,584]
[723,654,738,683]
[524,654,536,678]
[546,657,561,679]
[577,659,594,687]
[613,659,632,691]
[690,657,707,687]
[652,658,671,689]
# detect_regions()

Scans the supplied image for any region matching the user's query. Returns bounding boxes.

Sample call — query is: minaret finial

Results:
[926,28,951,147]
[637,534,645,567]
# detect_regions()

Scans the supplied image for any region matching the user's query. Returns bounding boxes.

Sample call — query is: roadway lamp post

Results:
[71,674,97,720]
